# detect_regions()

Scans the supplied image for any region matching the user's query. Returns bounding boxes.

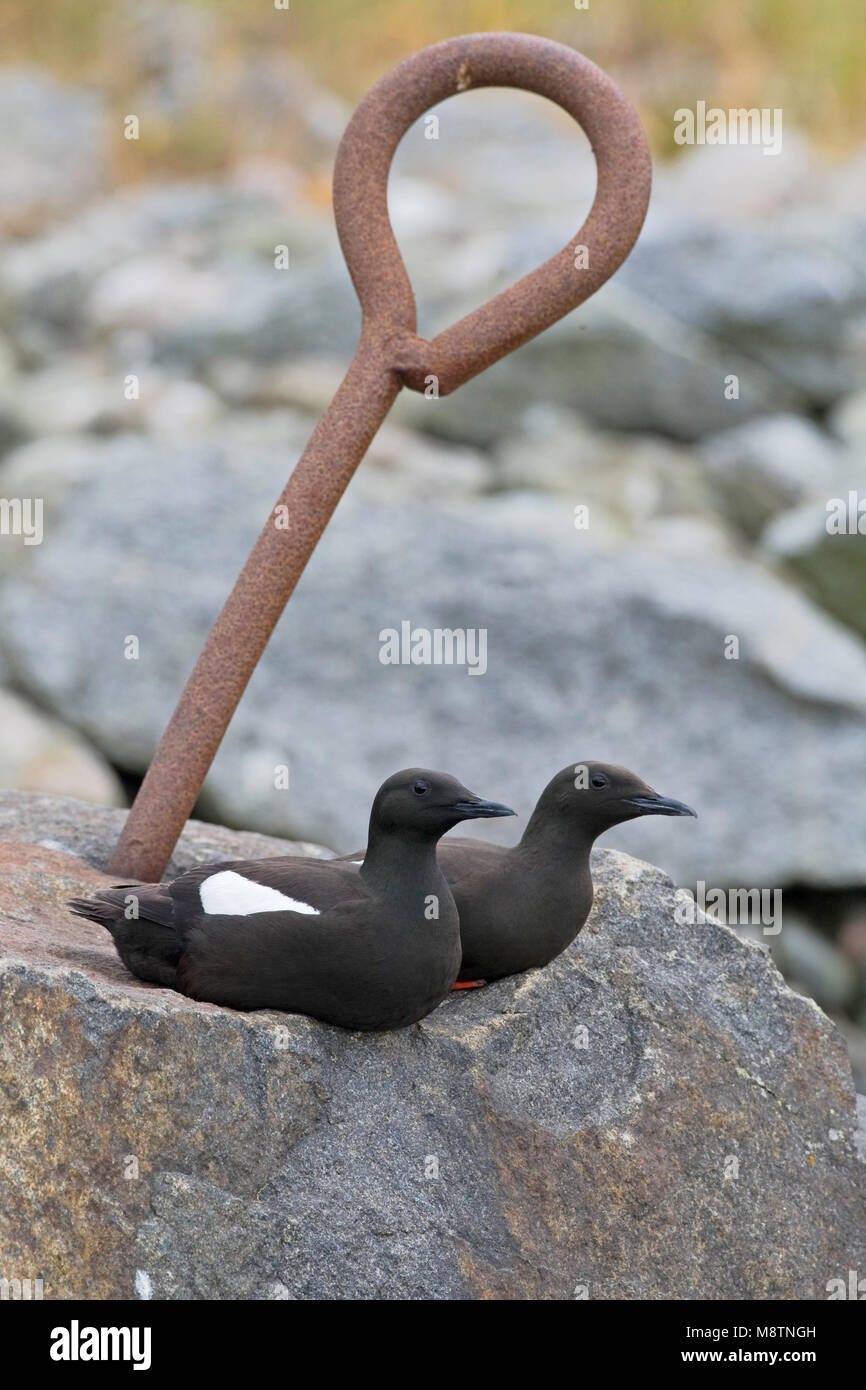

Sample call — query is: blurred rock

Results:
[698,414,842,539]
[0,436,115,549]
[0,788,330,878]
[4,434,866,889]
[494,405,728,543]
[651,134,822,225]
[0,70,107,235]
[353,424,491,504]
[0,806,862,1299]
[228,51,351,159]
[0,689,123,807]
[829,389,866,451]
[1,182,340,360]
[5,120,863,445]
[143,379,223,439]
[762,451,866,640]
[838,1022,866,1102]
[8,358,130,437]
[390,113,863,438]
[397,281,797,447]
[839,909,866,967]
[107,0,216,120]
[0,335,24,457]
[206,353,345,413]
[88,254,236,337]
[769,913,860,1013]
[621,190,866,409]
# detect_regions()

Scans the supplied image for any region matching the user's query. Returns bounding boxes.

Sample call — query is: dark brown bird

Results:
[339,762,696,984]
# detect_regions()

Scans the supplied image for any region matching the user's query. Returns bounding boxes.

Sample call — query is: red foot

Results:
[451,979,487,990]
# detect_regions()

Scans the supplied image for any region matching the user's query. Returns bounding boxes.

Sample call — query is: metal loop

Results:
[333,32,652,396]
[108,34,652,881]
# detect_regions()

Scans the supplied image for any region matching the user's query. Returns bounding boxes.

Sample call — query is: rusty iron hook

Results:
[108,32,652,881]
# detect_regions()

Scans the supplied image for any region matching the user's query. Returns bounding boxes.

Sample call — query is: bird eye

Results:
[413,780,430,795]
[591,775,608,789]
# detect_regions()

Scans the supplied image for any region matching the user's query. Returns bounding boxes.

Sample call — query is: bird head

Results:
[534,762,696,838]
[371,768,516,842]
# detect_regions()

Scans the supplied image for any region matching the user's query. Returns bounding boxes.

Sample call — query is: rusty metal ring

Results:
[333,32,652,395]
[108,34,652,882]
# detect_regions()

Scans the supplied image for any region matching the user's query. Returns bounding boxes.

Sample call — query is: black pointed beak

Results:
[452,797,517,820]
[627,793,697,818]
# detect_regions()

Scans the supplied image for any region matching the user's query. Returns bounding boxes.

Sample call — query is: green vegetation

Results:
[1,0,860,176]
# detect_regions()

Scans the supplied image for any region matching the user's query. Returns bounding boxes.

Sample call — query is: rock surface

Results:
[2,107,864,443]
[0,70,107,235]
[0,691,124,807]
[4,437,866,887]
[0,789,330,880]
[697,414,842,539]
[0,793,863,1300]
[763,444,866,643]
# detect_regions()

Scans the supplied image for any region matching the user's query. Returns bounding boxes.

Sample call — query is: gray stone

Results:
[829,389,866,452]
[762,451,866,640]
[2,95,863,449]
[0,788,331,879]
[650,133,822,225]
[0,690,124,808]
[494,405,730,545]
[698,414,842,538]
[388,117,863,438]
[0,794,862,1299]
[103,0,217,121]
[1,182,339,362]
[0,69,107,234]
[4,434,866,889]
[0,437,121,556]
[395,282,797,447]
[769,914,860,1014]
[4,109,858,447]
[6,357,132,438]
[0,335,25,457]
[618,196,866,409]
[424,119,862,430]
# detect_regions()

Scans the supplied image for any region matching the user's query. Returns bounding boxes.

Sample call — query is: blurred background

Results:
[0,0,865,1082]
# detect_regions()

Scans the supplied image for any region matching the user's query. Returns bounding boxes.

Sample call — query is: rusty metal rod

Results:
[109,32,652,880]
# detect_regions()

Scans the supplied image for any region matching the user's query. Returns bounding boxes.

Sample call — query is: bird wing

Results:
[168,855,368,939]
[174,894,391,1015]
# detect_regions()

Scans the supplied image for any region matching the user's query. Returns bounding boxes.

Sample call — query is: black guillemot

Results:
[69,768,515,1030]
[339,762,696,984]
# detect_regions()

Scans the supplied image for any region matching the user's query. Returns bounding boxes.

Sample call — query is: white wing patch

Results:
[350,859,364,865]
[199,870,321,917]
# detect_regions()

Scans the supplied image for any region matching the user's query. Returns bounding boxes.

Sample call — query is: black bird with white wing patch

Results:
[69,768,515,1030]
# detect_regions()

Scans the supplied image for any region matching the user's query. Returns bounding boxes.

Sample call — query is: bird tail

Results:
[68,886,182,988]
[68,891,129,933]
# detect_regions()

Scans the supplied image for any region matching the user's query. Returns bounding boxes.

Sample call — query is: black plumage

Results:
[69,769,514,1030]
[339,762,696,983]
